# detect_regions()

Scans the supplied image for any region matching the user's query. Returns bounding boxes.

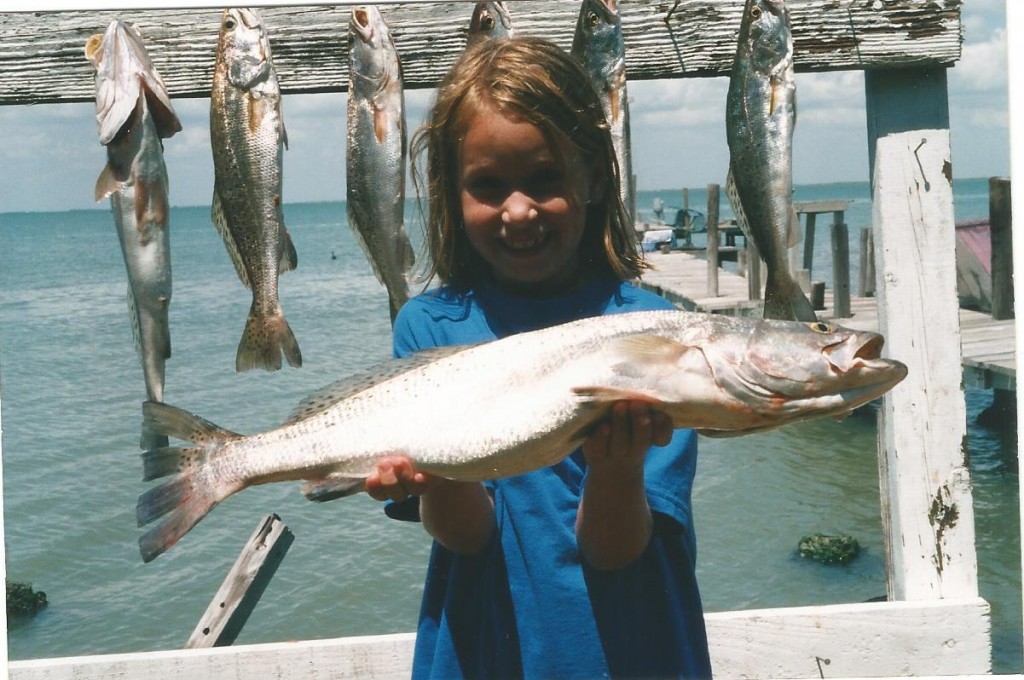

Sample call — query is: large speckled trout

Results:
[346,6,414,323]
[86,20,181,449]
[210,8,301,371]
[136,310,906,562]
[726,0,816,322]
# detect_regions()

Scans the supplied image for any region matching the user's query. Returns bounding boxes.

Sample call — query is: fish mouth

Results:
[823,331,889,375]
[352,8,375,41]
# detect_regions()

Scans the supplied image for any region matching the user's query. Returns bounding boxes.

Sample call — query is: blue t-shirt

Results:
[390,278,712,679]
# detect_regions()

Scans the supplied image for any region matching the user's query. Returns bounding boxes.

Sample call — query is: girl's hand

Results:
[582,401,673,473]
[577,401,671,570]
[365,455,441,502]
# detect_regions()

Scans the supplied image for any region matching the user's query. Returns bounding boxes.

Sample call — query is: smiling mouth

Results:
[501,229,549,253]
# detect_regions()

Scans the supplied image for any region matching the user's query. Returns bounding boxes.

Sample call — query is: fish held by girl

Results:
[347,6,415,323]
[136,310,906,562]
[86,20,181,449]
[725,0,817,322]
[210,7,301,371]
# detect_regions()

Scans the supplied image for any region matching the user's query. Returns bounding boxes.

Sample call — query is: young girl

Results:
[365,36,712,679]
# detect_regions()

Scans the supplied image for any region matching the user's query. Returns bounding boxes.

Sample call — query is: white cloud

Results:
[950,27,1008,94]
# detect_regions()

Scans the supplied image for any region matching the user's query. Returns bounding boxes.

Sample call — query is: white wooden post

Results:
[865,68,980,602]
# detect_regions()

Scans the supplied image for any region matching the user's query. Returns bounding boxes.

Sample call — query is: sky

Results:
[0,0,1013,214]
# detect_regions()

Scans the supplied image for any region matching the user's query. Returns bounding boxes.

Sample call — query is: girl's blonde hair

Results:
[410,36,647,291]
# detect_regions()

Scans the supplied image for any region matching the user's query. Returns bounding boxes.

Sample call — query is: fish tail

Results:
[137,469,236,563]
[764,275,818,322]
[236,309,302,372]
[137,401,242,562]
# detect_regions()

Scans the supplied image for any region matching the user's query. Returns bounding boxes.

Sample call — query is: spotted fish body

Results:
[572,0,634,223]
[346,6,414,323]
[726,0,816,322]
[86,20,181,449]
[136,309,906,562]
[210,8,301,371]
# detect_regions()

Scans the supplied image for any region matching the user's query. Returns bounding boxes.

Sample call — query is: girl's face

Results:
[457,106,595,293]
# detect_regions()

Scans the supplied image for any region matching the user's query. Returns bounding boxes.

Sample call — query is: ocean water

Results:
[0,179,1019,672]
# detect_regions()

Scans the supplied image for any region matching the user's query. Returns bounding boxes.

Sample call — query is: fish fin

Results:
[606,334,691,363]
[572,386,663,404]
[95,163,124,201]
[786,203,801,248]
[300,474,365,502]
[279,226,298,274]
[285,347,474,424]
[211,189,251,288]
[135,175,169,242]
[136,472,236,563]
[373,105,389,144]
[142,400,241,445]
[84,32,104,65]
[140,427,169,451]
[236,310,302,372]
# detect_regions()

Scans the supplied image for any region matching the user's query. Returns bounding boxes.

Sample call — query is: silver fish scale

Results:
[347,6,413,320]
[137,309,907,561]
[88,20,178,448]
[572,0,634,222]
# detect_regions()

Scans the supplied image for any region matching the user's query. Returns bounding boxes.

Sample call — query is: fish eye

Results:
[808,322,832,334]
[588,10,600,26]
[750,6,762,19]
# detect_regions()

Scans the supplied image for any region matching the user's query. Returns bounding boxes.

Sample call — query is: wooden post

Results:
[865,67,979,602]
[989,176,1013,321]
[682,187,690,211]
[802,212,817,275]
[831,213,851,318]
[186,514,295,648]
[706,183,720,297]
[746,240,761,301]
[859,227,876,297]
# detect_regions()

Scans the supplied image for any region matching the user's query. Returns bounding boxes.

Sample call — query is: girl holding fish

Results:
[366,36,712,678]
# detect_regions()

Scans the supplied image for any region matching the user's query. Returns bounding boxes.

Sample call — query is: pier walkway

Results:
[639,250,1016,392]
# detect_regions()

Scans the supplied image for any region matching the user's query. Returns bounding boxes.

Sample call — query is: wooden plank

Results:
[865,67,979,601]
[989,177,1014,321]
[7,599,991,679]
[0,0,963,106]
[186,514,295,649]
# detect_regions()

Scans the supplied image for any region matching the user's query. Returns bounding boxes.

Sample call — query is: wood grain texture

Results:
[1,0,962,105]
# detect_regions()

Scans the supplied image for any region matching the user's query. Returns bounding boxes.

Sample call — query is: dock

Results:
[639,249,1017,392]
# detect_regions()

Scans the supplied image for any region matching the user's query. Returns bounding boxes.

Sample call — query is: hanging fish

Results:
[725,0,817,322]
[467,1,514,46]
[572,0,635,224]
[347,6,414,323]
[210,8,301,371]
[86,20,181,449]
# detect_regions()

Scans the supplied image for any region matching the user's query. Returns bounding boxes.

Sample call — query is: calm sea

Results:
[0,179,1019,672]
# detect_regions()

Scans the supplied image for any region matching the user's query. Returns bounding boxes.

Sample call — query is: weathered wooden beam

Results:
[185,514,295,649]
[7,599,991,679]
[866,66,979,602]
[0,0,962,106]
